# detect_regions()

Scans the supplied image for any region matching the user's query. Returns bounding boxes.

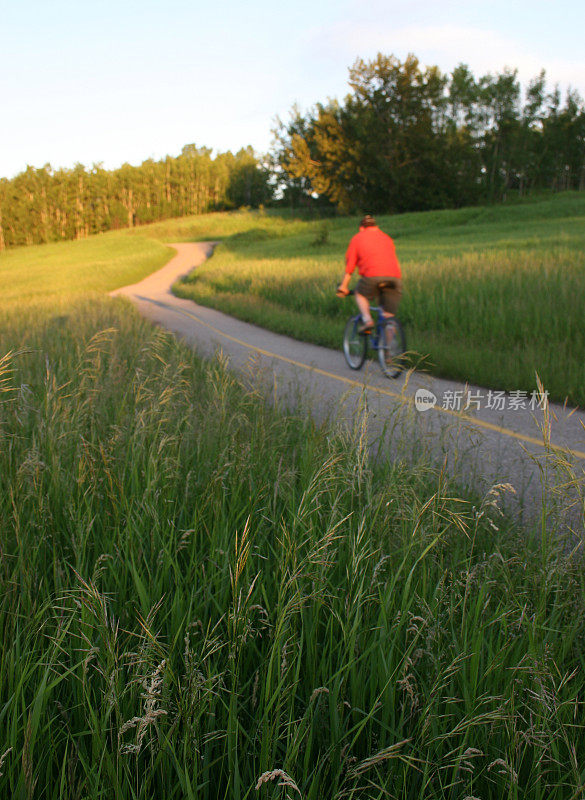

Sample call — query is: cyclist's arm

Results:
[337,238,358,296]
[336,272,351,296]
[345,237,358,275]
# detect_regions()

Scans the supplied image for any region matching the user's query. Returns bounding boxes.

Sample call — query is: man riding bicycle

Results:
[336,215,402,333]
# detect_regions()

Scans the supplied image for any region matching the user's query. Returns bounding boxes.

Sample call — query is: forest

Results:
[272,54,585,213]
[1,53,584,249]
[0,145,270,249]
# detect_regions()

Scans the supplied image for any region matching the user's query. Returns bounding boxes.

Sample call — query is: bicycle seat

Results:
[377,280,397,290]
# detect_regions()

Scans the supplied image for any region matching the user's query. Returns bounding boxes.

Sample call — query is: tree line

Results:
[0,145,270,250]
[272,53,585,213]
[2,53,585,250]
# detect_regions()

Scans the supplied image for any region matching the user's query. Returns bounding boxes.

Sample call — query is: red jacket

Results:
[345,226,401,279]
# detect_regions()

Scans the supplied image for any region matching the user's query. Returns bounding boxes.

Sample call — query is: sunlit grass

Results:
[174,192,585,405]
[127,206,312,243]
[0,231,171,307]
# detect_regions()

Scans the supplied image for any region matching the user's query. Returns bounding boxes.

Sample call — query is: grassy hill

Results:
[171,192,585,406]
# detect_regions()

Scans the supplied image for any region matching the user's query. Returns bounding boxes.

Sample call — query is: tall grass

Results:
[174,193,585,405]
[0,295,584,798]
[1,199,584,798]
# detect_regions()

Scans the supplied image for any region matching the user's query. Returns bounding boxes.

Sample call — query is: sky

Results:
[1,0,584,179]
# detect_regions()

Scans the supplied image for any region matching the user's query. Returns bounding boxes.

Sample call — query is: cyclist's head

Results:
[359,215,377,229]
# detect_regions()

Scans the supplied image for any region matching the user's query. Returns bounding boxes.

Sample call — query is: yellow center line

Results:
[164,298,585,462]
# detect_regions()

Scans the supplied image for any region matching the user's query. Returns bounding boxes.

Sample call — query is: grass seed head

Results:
[487,758,518,784]
[0,748,12,778]
[255,769,302,795]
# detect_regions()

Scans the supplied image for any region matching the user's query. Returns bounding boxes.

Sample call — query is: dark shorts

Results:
[356,276,402,314]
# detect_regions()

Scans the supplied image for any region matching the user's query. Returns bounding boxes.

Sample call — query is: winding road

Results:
[111,242,585,532]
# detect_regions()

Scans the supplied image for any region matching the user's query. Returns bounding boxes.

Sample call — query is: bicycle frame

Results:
[342,293,405,378]
[351,306,394,350]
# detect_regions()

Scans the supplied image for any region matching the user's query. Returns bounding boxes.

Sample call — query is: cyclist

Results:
[336,215,402,333]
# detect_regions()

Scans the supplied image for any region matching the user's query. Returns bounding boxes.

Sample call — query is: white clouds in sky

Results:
[313,20,585,98]
[2,0,585,178]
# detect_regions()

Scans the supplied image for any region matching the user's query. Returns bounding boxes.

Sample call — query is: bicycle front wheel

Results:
[378,317,406,378]
[343,317,367,370]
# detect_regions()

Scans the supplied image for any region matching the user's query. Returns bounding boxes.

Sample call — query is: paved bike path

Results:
[111,242,585,529]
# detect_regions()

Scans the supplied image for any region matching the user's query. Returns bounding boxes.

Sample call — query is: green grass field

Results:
[173,193,585,406]
[0,231,171,307]
[1,200,585,799]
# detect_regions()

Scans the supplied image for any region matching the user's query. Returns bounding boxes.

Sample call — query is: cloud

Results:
[311,21,585,97]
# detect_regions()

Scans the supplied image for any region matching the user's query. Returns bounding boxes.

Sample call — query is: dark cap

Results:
[359,215,377,228]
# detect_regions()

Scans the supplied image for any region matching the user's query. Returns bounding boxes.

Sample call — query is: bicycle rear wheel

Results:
[343,317,367,370]
[378,317,406,378]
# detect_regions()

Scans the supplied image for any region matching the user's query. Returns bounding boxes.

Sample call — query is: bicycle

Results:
[341,288,407,379]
